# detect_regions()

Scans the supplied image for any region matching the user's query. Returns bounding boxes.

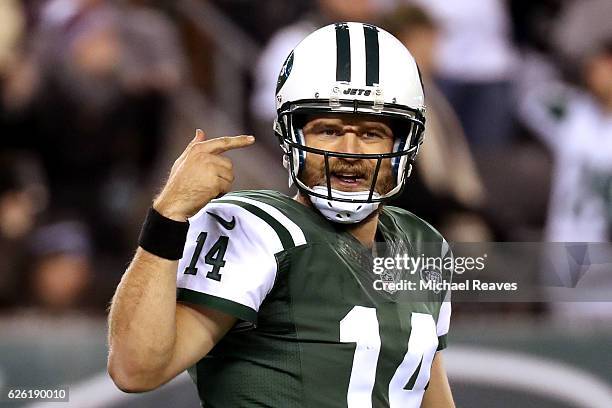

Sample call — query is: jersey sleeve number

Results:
[183,232,229,281]
[339,306,438,407]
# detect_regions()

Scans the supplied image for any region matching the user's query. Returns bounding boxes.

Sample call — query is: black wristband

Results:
[138,207,189,260]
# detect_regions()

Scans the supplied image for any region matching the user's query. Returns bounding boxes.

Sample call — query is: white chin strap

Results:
[310,186,380,224]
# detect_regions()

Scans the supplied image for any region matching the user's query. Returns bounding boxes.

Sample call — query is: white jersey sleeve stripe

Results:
[436,292,451,338]
[437,239,452,349]
[216,195,307,247]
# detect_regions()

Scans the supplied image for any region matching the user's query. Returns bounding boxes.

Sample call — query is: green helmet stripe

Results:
[363,24,380,86]
[335,23,351,82]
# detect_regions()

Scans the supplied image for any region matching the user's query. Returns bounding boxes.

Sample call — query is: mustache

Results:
[302,157,395,195]
[308,160,374,185]
[328,162,371,178]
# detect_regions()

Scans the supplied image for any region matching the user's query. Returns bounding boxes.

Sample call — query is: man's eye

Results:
[322,128,340,136]
[364,131,384,139]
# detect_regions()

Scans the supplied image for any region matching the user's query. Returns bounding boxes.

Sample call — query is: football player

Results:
[108,22,454,407]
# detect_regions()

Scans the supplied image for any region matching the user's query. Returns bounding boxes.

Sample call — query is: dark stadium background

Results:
[1,1,611,407]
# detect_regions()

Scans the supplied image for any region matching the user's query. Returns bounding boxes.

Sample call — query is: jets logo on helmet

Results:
[276,51,294,95]
[274,22,426,223]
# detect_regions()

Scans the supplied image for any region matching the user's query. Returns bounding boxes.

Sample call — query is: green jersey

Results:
[176,190,451,408]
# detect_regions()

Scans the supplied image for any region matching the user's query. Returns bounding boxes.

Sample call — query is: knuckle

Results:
[200,153,215,164]
[191,142,208,154]
[222,172,233,183]
[219,158,232,169]
[203,162,215,172]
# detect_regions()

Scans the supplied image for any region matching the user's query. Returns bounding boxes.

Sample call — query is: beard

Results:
[299,155,396,196]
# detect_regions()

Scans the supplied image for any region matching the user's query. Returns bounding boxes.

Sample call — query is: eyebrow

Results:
[307,119,343,126]
[302,120,343,132]
[308,119,391,131]
[361,122,392,132]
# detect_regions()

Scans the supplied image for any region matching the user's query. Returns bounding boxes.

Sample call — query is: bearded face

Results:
[299,153,396,196]
[298,114,397,196]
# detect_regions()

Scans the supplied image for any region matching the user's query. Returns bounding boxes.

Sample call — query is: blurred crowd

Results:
[1,0,611,317]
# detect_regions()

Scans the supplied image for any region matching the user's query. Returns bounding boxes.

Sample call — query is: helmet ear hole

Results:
[390,119,414,142]
[292,114,308,133]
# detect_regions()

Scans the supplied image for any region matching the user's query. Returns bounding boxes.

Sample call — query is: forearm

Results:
[421,352,455,407]
[108,248,179,385]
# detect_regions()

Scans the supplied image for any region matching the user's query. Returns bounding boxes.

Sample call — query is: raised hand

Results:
[153,129,255,221]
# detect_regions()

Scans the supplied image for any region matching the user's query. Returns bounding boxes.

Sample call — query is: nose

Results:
[335,130,362,159]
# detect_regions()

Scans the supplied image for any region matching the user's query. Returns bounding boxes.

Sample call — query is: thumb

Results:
[177,129,208,164]
[194,129,206,143]
[184,129,207,151]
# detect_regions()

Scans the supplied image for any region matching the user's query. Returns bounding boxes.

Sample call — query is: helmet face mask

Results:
[276,102,424,204]
[274,22,426,222]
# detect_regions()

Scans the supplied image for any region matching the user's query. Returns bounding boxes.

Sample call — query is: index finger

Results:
[199,135,255,154]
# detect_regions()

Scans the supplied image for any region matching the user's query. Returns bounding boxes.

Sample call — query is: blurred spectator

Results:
[509,0,563,53]
[519,6,612,243]
[251,0,383,145]
[0,153,47,308]
[3,0,187,257]
[26,220,93,313]
[553,0,612,76]
[521,0,612,320]
[210,0,312,44]
[0,0,31,143]
[410,0,518,149]
[383,5,490,242]
[0,0,24,78]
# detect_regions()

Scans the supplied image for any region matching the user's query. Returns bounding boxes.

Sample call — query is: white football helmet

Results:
[274,22,426,223]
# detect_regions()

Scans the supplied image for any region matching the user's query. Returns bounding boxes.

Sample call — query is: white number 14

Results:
[339,306,438,407]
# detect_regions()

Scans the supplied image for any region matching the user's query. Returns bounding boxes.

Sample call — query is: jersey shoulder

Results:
[381,206,451,278]
[190,190,311,251]
[213,189,338,245]
[221,189,297,209]
[381,205,446,243]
